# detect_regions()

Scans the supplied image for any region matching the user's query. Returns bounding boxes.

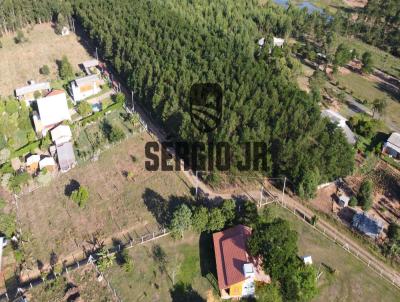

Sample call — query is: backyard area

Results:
[0,23,93,96]
[265,203,400,302]
[17,130,192,271]
[105,232,214,301]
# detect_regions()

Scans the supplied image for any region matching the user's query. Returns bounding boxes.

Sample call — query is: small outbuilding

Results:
[56,141,76,173]
[383,132,400,160]
[302,256,313,265]
[338,194,350,207]
[352,212,383,238]
[39,157,57,172]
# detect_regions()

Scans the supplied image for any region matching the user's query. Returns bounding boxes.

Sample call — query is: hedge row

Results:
[381,154,400,170]
[12,140,41,157]
[80,101,124,126]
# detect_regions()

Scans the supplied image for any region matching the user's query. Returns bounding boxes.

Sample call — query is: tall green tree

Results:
[59,55,74,80]
[357,179,374,211]
[170,204,192,238]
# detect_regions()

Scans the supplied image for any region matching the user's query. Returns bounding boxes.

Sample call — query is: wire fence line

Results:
[3,228,170,301]
[271,197,400,291]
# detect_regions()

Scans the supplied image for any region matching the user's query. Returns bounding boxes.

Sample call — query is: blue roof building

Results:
[352,212,383,238]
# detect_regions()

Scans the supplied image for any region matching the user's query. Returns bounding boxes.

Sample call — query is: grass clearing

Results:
[0,23,93,96]
[26,266,116,302]
[18,131,192,268]
[265,204,400,302]
[335,72,400,127]
[105,232,214,302]
[338,36,400,77]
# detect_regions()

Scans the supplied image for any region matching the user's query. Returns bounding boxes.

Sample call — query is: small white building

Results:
[39,157,57,172]
[15,81,51,105]
[273,37,285,48]
[302,256,313,265]
[33,90,71,137]
[70,74,103,102]
[338,194,350,207]
[61,26,70,36]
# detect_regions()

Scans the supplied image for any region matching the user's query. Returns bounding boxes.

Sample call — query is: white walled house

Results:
[70,74,104,102]
[33,90,71,137]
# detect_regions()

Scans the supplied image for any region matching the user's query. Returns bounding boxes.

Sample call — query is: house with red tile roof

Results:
[212,225,270,299]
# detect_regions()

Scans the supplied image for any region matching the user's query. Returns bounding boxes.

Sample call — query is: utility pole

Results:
[95,47,99,61]
[259,185,263,208]
[131,91,134,111]
[282,177,286,205]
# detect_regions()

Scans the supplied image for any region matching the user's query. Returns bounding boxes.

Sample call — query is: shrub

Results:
[70,186,89,208]
[39,65,50,75]
[77,101,92,117]
[349,196,358,207]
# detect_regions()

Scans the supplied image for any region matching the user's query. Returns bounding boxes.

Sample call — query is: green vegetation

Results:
[58,55,74,80]
[70,186,89,208]
[264,204,400,302]
[357,179,374,211]
[249,217,318,301]
[170,204,192,238]
[96,247,116,272]
[362,51,374,74]
[39,64,50,75]
[77,100,92,117]
[73,0,354,197]
[0,97,36,157]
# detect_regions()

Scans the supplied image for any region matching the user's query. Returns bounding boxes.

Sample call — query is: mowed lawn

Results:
[105,232,215,302]
[0,23,93,96]
[265,204,400,302]
[18,132,192,267]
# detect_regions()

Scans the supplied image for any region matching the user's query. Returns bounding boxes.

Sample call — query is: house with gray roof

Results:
[70,74,104,102]
[383,132,400,159]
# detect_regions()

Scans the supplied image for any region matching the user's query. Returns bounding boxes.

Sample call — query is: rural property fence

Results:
[2,228,170,302]
[272,196,400,291]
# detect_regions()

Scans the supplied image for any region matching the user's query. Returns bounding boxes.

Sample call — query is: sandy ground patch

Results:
[344,0,367,8]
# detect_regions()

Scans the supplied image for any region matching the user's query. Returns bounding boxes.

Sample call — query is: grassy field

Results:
[26,266,116,302]
[0,23,93,96]
[335,72,400,127]
[265,204,400,302]
[105,233,214,302]
[18,131,192,268]
[338,36,400,77]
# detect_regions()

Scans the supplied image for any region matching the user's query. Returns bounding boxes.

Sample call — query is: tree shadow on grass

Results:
[142,189,194,227]
[64,179,80,197]
[170,282,205,302]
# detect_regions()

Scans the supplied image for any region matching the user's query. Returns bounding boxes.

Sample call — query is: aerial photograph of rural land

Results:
[0,0,399,301]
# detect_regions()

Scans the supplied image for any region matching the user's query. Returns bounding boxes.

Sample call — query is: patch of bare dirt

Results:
[344,0,368,8]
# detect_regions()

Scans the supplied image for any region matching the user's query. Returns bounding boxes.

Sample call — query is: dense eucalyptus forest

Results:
[71,0,354,197]
[0,0,358,197]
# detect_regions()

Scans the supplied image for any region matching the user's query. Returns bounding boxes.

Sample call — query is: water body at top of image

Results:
[273,0,324,14]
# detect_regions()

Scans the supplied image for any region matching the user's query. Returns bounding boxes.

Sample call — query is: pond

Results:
[273,0,324,14]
